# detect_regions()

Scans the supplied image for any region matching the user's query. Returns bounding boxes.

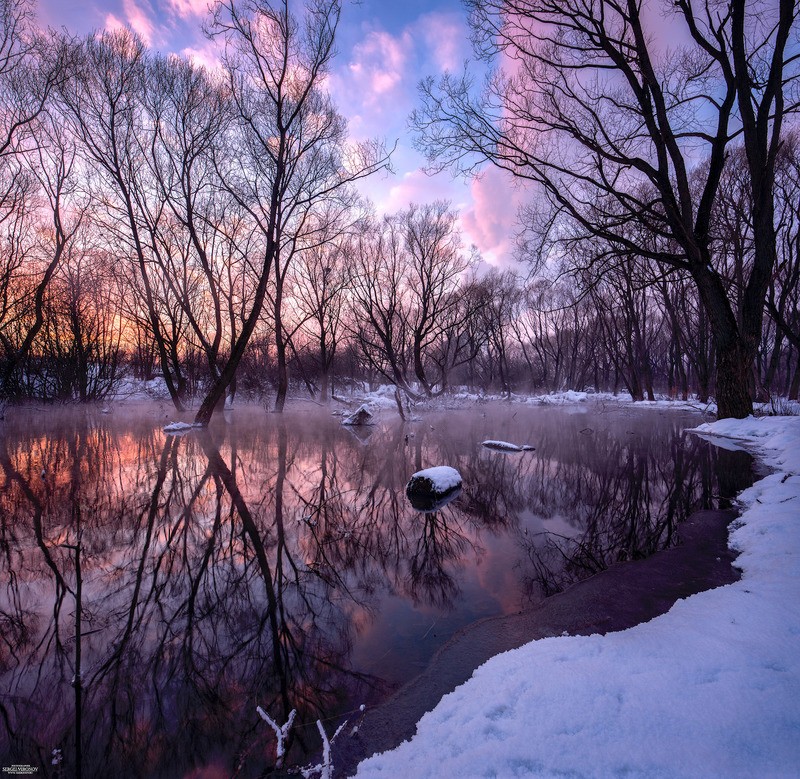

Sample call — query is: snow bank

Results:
[356,416,800,779]
[691,415,800,472]
[353,386,402,411]
[109,376,171,400]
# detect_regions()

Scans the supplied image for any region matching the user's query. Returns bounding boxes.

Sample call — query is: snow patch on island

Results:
[341,405,375,426]
[163,421,201,433]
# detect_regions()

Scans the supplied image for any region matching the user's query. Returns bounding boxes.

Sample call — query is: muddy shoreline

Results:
[336,509,740,777]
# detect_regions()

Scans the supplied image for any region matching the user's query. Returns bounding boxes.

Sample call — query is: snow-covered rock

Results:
[406,466,462,496]
[406,466,463,511]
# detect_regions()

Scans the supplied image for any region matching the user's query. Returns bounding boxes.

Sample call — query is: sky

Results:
[37,0,523,267]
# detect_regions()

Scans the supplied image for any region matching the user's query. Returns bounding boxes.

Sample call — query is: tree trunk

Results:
[194,242,276,425]
[692,262,754,418]
[274,338,288,412]
[714,340,754,418]
[413,333,432,395]
[0,239,65,397]
[789,360,800,401]
[318,333,329,402]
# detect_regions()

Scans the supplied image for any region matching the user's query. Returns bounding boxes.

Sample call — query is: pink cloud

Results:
[167,0,211,20]
[109,0,155,47]
[354,164,521,269]
[104,12,127,35]
[181,41,223,72]
[418,12,467,73]
[345,28,413,106]
[460,167,524,267]
[376,168,468,215]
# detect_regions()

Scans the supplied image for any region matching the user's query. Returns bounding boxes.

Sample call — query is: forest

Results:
[0,0,797,420]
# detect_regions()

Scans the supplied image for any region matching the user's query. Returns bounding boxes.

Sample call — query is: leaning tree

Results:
[199,0,390,421]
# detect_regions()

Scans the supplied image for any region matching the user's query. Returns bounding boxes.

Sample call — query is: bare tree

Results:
[199,0,390,421]
[38,245,125,400]
[59,29,190,409]
[585,254,662,401]
[349,215,418,394]
[413,0,799,418]
[0,1,70,395]
[143,53,236,396]
[473,268,522,397]
[349,203,472,397]
[292,233,349,401]
[402,201,472,395]
[767,133,800,398]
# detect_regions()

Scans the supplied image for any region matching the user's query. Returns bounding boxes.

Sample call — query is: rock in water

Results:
[406,466,462,499]
[481,440,536,453]
[406,486,462,512]
[342,405,374,426]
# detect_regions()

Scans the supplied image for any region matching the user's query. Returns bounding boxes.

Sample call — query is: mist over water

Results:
[0,402,753,776]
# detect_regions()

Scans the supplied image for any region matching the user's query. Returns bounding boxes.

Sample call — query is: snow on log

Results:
[406,466,462,497]
[341,405,375,426]
[481,440,535,452]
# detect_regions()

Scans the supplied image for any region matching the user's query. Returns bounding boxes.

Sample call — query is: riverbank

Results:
[353,415,800,778]
[337,508,740,777]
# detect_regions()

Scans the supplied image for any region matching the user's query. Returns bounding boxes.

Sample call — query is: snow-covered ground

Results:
[355,415,800,779]
[102,376,800,422]
[347,385,800,419]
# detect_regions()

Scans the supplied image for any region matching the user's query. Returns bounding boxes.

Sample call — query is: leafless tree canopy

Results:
[412,0,799,417]
[0,0,797,415]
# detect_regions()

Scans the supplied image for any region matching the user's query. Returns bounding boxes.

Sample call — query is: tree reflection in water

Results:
[0,404,751,776]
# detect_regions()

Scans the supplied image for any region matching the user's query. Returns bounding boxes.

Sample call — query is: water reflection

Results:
[0,404,752,776]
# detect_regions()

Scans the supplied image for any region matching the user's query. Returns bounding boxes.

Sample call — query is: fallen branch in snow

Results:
[256,706,296,768]
[298,719,348,779]
[163,421,203,434]
[297,705,366,779]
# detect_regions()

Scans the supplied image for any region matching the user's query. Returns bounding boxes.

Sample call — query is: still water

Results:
[0,402,752,777]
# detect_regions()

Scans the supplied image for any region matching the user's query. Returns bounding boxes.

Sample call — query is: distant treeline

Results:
[0,0,797,412]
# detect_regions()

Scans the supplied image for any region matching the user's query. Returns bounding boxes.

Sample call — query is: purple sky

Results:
[38,0,521,266]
